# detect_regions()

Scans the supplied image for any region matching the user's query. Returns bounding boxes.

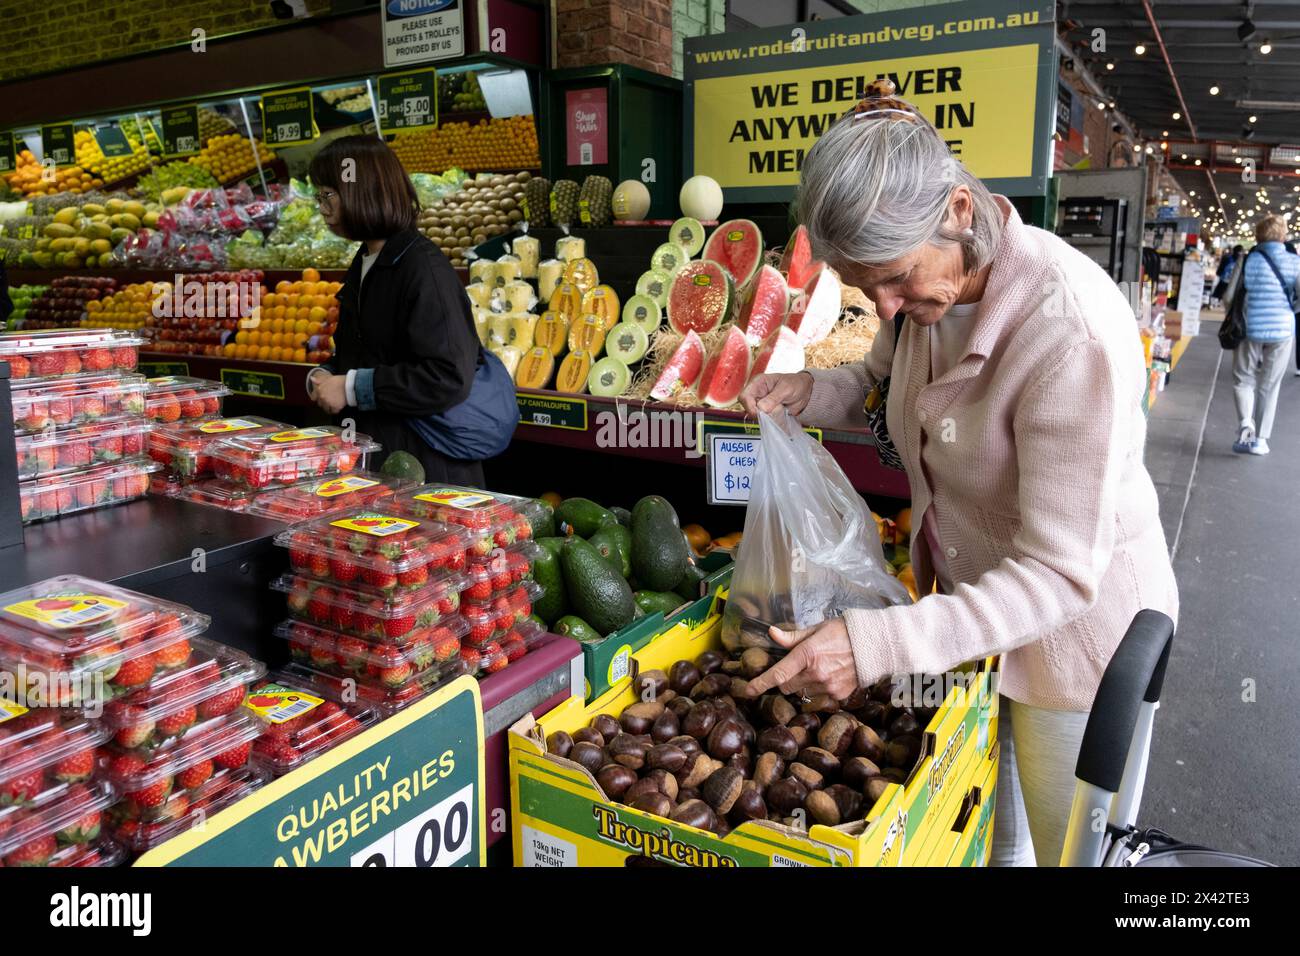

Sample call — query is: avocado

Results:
[528,498,557,539]
[555,497,620,537]
[629,495,691,592]
[554,615,603,644]
[634,590,685,618]
[531,544,567,624]
[610,506,632,527]
[588,523,632,578]
[536,536,567,561]
[560,536,636,636]
[380,450,425,483]
[674,561,708,601]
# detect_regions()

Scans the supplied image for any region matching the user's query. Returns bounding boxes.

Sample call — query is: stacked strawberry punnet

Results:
[246,671,380,775]
[0,774,120,868]
[109,764,268,854]
[243,471,418,522]
[147,415,290,484]
[6,330,156,525]
[208,425,379,490]
[143,375,229,424]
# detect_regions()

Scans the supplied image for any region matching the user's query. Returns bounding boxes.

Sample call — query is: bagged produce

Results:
[720,409,908,652]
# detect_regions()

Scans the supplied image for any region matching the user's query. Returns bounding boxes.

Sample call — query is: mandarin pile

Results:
[188,134,276,184]
[4,150,103,196]
[390,115,539,174]
[226,268,338,364]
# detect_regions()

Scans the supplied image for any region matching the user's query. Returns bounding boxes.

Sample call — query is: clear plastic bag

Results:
[720,409,910,652]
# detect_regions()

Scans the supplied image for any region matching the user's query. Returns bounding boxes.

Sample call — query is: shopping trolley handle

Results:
[1074,609,1174,793]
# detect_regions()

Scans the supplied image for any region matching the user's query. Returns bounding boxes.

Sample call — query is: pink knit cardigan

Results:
[801,198,1179,711]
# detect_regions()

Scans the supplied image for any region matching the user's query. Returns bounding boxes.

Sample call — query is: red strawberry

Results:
[434,634,461,661]
[494,527,516,548]
[82,348,113,371]
[465,575,492,601]
[151,394,181,423]
[254,737,300,764]
[436,593,458,615]
[375,647,413,688]
[502,639,527,662]
[122,431,144,455]
[459,645,482,674]
[58,808,103,844]
[286,584,310,614]
[52,748,96,783]
[306,587,335,624]
[202,396,220,414]
[30,352,65,376]
[7,354,30,378]
[329,554,358,583]
[176,759,214,790]
[309,636,337,670]
[153,638,192,670]
[445,548,467,571]
[213,742,252,769]
[362,560,398,591]
[0,767,45,806]
[331,602,356,632]
[81,395,106,419]
[100,433,125,458]
[5,833,57,866]
[156,792,191,822]
[113,712,156,750]
[308,551,330,577]
[334,635,368,674]
[74,481,97,509]
[481,641,508,673]
[112,653,156,689]
[156,706,197,738]
[467,612,495,644]
[112,346,137,369]
[383,613,415,640]
[198,685,246,719]
[123,779,173,811]
[397,564,429,588]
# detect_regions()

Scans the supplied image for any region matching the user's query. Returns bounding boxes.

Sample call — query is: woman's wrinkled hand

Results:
[744,618,859,701]
[313,373,349,414]
[740,370,814,418]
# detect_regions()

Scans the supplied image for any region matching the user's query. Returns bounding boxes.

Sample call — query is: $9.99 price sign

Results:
[260,87,316,146]
[377,69,438,133]
[134,675,485,867]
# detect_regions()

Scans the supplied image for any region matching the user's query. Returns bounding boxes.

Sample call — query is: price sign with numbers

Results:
[0,131,15,173]
[377,69,438,133]
[40,123,75,168]
[160,105,200,157]
[261,87,315,146]
[707,433,761,505]
[93,124,133,158]
[516,392,588,430]
[134,674,485,867]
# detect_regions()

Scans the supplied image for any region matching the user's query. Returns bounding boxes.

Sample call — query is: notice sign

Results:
[566,88,609,166]
[382,0,464,68]
[707,433,761,505]
[683,0,1055,201]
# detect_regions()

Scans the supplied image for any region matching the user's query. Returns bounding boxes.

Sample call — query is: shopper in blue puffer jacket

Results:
[1227,215,1300,455]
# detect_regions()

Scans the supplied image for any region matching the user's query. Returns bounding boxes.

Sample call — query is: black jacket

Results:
[0,260,12,325]
[323,229,486,483]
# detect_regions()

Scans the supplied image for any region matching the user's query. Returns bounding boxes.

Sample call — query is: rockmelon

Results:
[581,285,621,330]
[612,179,652,221]
[556,349,594,394]
[534,311,569,356]
[568,314,607,354]
[515,347,556,389]
[549,282,584,320]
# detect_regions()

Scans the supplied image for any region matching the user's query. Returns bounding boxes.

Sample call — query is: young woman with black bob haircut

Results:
[306,135,486,484]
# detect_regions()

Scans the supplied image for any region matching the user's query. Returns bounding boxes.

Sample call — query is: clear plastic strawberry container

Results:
[274,509,472,594]
[0,576,211,695]
[244,471,419,522]
[247,671,381,776]
[100,636,265,753]
[456,640,511,677]
[0,328,143,382]
[110,764,268,851]
[144,375,229,423]
[208,425,380,490]
[461,598,546,651]
[11,372,148,435]
[0,778,120,866]
[394,485,536,558]
[43,834,127,867]
[147,415,290,482]
[462,543,541,600]
[14,415,152,481]
[271,571,469,642]
[0,704,110,799]
[100,709,265,813]
[274,617,467,683]
[149,474,257,512]
[18,458,161,525]
[276,659,472,716]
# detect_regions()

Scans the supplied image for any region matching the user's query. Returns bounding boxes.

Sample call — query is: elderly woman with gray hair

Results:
[741,82,1179,866]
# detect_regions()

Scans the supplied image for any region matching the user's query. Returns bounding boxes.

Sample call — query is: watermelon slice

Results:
[650,331,706,401]
[666,260,734,335]
[779,225,816,290]
[696,326,752,409]
[786,266,841,345]
[703,219,763,288]
[735,265,790,347]
[748,326,805,380]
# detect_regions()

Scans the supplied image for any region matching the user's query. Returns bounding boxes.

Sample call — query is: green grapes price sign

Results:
[261,87,316,147]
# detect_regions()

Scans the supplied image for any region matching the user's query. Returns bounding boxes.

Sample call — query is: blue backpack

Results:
[407,347,519,461]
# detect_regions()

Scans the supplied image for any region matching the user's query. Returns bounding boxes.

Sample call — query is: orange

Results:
[297,294,313,309]
[294,348,307,363]
[257,346,271,361]
[275,281,291,294]
[302,267,320,283]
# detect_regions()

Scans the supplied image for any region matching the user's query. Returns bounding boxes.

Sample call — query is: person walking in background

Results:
[1228,216,1299,455]
[0,258,13,327]
[1212,244,1243,306]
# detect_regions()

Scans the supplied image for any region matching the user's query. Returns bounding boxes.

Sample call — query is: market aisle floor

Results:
[1141,321,1300,864]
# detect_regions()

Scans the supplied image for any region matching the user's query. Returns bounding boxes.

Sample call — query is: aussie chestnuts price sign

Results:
[683,0,1055,201]
[135,675,486,867]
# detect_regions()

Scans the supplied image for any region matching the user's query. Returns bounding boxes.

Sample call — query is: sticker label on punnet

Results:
[269,427,334,443]
[244,684,325,723]
[329,514,419,537]
[314,476,380,498]
[414,489,493,508]
[3,594,128,629]
[198,418,263,434]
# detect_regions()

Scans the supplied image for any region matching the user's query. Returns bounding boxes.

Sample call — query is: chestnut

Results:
[619,701,664,736]
[721,659,744,676]
[570,741,606,773]
[694,650,725,675]
[667,696,695,719]
[608,734,649,770]
[886,735,921,769]
[805,789,841,826]
[633,669,669,701]
[572,727,605,748]
[788,712,821,735]
[854,700,890,729]
[706,718,745,761]
[802,693,840,715]
[852,724,885,762]
[690,673,732,699]
[677,751,721,789]
[868,676,895,703]
[669,659,703,695]
[796,746,841,780]
[668,734,703,757]
[590,714,620,740]
[729,782,768,824]
[545,731,573,758]
[596,763,637,800]
[753,751,785,789]
[787,762,824,791]
[787,725,811,750]
[818,714,857,758]
[645,743,687,773]
[880,767,908,784]
[701,766,744,815]
[889,712,920,738]
[671,798,717,831]
[766,777,809,815]
[729,677,752,700]
[757,694,796,727]
[629,791,673,818]
[843,687,870,710]
[864,775,893,805]
[682,700,719,740]
[757,725,799,760]
[727,750,751,777]
[623,776,665,806]
[677,787,701,804]
[842,756,882,791]
[650,710,680,744]
[645,768,679,801]
[739,647,772,679]
[824,783,862,821]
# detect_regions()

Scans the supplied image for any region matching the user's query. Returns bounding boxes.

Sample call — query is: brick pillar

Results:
[556,0,675,76]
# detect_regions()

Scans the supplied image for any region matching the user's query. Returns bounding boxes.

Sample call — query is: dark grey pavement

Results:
[1141,319,1300,864]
